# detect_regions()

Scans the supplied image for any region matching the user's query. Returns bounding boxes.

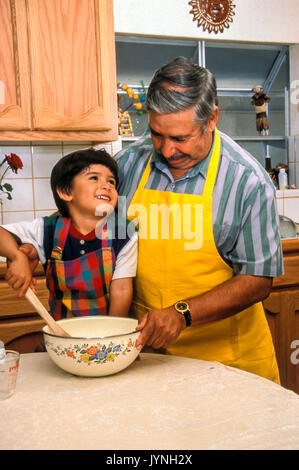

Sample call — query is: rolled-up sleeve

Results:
[228,178,284,277]
[1,218,46,265]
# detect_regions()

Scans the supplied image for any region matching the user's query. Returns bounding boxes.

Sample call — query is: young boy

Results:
[0,148,137,319]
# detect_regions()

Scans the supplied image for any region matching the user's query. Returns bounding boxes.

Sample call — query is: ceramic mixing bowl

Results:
[43,316,142,377]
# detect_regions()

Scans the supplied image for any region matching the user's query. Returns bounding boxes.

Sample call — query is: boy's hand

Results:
[5,251,34,298]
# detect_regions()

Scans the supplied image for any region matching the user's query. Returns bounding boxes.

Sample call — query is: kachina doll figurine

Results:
[251,85,270,135]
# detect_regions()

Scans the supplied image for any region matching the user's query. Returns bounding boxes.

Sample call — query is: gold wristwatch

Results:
[174,301,192,327]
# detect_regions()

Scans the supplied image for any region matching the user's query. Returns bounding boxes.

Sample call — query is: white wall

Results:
[114,0,299,44]
[0,141,122,227]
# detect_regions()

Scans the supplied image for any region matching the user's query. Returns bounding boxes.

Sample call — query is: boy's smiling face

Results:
[58,164,118,222]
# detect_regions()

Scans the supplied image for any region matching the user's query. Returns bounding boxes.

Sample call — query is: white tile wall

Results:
[35,210,58,218]
[0,140,120,225]
[276,189,299,223]
[2,179,34,212]
[33,178,55,210]
[3,211,35,224]
[32,145,62,177]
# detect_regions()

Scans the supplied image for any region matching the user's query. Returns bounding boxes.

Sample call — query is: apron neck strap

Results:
[138,128,221,197]
[138,154,152,192]
[202,128,221,198]
[51,217,71,260]
[97,222,110,248]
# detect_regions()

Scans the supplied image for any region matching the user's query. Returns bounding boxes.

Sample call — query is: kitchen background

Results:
[1,0,299,396]
[0,0,299,228]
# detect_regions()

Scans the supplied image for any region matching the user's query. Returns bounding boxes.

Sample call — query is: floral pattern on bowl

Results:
[45,339,136,365]
[43,316,141,376]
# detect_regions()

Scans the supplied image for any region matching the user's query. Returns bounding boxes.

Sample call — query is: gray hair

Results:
[146,56,217,133]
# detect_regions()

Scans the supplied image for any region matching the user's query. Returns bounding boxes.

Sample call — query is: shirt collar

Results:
[151,130,215,180]
[70,224,96,239]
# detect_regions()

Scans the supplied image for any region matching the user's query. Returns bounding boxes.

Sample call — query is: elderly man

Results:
[115,56,283,383]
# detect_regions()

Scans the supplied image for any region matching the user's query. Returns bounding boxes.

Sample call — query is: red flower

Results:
[87,345,98,356]
[6,153,23,174]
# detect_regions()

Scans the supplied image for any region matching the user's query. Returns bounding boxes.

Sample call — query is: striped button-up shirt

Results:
[115,130,284,277]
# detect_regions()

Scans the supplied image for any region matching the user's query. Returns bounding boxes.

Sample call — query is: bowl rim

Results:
[42,315,143,340]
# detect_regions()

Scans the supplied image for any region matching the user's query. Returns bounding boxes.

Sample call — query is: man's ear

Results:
[57,188,72,202]
[207,106,219,132]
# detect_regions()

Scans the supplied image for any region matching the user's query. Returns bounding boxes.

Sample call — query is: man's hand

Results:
[18,244,39,274]
[5,251,34,298]
[7,243,39,295]
[135,306,185,350]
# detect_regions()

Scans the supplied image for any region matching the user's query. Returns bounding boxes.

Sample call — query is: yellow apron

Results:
[128,129,280,384]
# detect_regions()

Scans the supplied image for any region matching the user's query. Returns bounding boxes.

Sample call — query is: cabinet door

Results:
[27,0,116,131]
[264,290,299,394]
[1,317,45,353]
[0,0,31,130]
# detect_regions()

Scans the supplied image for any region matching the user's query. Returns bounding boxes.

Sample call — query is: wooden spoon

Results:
[25,287,71,337]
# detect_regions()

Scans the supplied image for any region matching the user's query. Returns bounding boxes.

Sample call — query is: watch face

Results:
[175,302,192,327]
[176,302,187,312]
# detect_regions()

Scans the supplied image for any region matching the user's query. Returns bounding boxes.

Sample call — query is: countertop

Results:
[1,352,299,450]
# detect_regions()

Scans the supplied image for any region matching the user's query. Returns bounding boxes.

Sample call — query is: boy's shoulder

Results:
[106,214,136,258]
[43,213,60,224]
[43,214,63,244]
[108,214,136,238]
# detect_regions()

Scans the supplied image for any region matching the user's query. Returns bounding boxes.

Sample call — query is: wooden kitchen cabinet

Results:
[264,239,299,395]
[0,262,47,353]
[0,0,117,141]
[0,0,31,131]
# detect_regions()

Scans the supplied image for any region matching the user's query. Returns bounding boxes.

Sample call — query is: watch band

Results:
[174,301,192,327]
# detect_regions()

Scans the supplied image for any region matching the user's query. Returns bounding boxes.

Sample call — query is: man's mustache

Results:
[157,152,191,161]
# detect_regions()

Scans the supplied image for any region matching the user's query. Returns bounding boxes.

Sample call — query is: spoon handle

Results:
[25,287,70,337]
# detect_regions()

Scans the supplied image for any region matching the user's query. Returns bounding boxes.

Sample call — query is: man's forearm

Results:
[136,274,273,350]
[187,274,272,326]
[0,227,20,260]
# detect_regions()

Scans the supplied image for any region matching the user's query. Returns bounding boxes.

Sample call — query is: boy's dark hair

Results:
[51,147,119,217]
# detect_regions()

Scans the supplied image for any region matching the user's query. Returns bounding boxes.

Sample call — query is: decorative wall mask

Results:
[189,0,236,34]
